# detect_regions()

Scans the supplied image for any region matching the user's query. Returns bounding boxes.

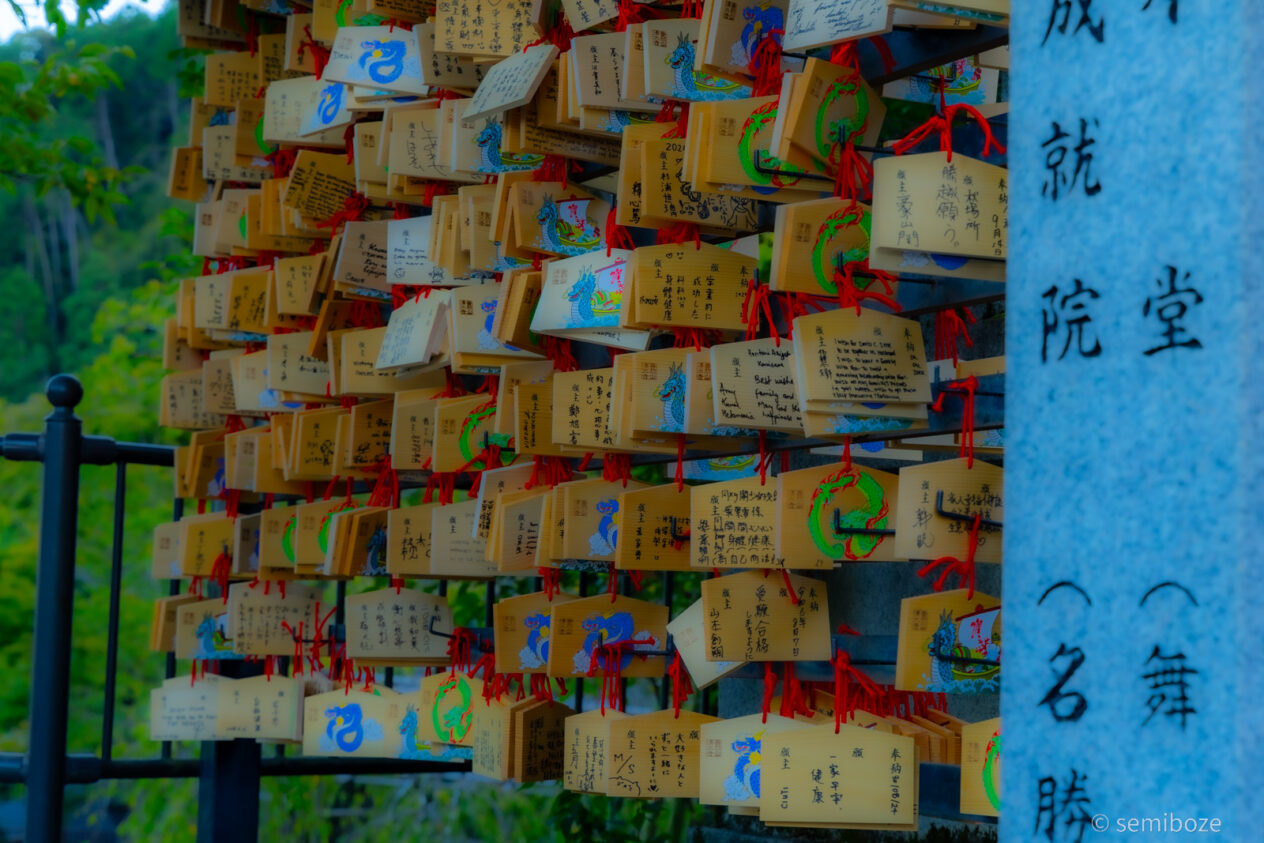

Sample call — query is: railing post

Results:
[197,657,262,841]
[25,374,85,843]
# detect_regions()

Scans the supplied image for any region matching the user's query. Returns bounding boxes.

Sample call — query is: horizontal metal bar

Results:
[0,432,40,461]
[0,432,175,467]
[0,752,471,785]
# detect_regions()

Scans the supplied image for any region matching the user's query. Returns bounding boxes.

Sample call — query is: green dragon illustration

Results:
[807,468,889,560]
[738,100,807,193]
[458,403,514,470]
[811,205,872,295]
[982,730,1002,812]
[432,675,474,742]
[815,70,870,161]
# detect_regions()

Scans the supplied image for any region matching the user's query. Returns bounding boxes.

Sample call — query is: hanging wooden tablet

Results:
[343,506,392,576]
[666,598,746,687]
[434,0,534,58]
[226,581,323,656]
[560,478,649,562]
[472,696,535,780]
[323,26,427,95]
[494,360,553,437]
[871,151,1008,260]
[513,699,574,783]
[606,709,720,799]
[387,502,437,576]
[389,387,446,470]
[292,497,363,572]
[774,57,886,171]
[692,97,825,201]
[429,499,498,579]
[178,512,234,577]
[267,331,330,398]
[494,591,579,675]
[892,457,1002,562]
[474,463,536,540]
[699,0,789,75]
[760,722,917,829]
[231,513,262,579]
[449,284,547,373]
[783,0,893,51]
[777,461,901,565]
[642,19,751,103]
[699,712,816,810]
[792,308,932,407]
[709,337,803,434]
[150,676,221,742]
[376,294,450,371]
[638,131,758,233]
[431,394,509,472]
[896,588,1000,693]
[959,717,1001,817]
[614,483,693,572]
[160,370,225,430]
[628,243,753,332]
[508,181,607,258]
[175,598,247,661]
[492,488,551,572]
[551,369,619,451]
[215,674,304,743]
[304,689,405,757]
[547,594,668,679]
[769,198,873,296]
[563,709,627,794]
[288,407,346,480]
[345,587,453,666]
[151,594,200,652]
[691,474,786,569]
[700,570,832,660]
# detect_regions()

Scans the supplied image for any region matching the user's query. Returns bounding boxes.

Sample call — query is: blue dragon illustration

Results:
[474,120,543,173]
[325,703,365,752]
[588,498,619,557]
[573,610,647,673]
[317,82,344,125]
[359,39,405,84]
[518,612,551,669]
[656,362,687,432]
[737,2,784,66]
[666,32,752,102]
[565,265,622,327]
[361,525,388,575]
[723,732,763,801]
[195,614,238,658]
[478,299,520,351]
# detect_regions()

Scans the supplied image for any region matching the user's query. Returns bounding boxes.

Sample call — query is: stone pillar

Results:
[1006,3,1263,839]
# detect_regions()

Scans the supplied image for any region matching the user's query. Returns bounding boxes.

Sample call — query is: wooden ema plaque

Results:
[896,587,1001,694]
[698,712,816,810]
[700,570,831,662]
[760,723,918,829]
[546,594,667,679]
[777,461,902,566]
[960,717,1002,818]
[344,587,453,666]
[493,591,580,675]
[606,709,720,799]
[564,709,627,794]
[893,457,1003,563]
